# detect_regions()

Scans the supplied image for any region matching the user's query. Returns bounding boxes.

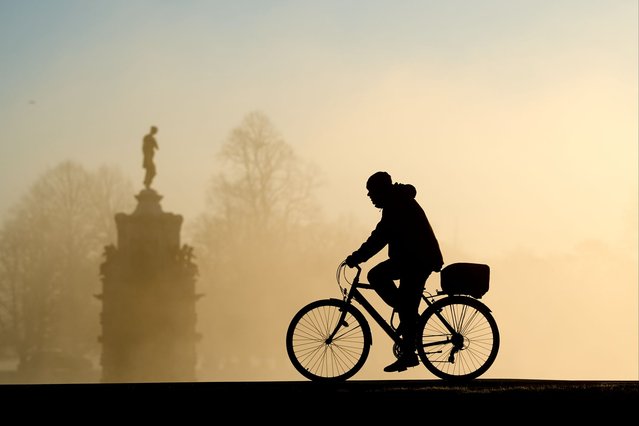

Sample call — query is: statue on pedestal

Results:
[142,126,159,189]
[97,128,201,383]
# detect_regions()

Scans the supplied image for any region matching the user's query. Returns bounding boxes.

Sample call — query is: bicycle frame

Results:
[328,265,457,350]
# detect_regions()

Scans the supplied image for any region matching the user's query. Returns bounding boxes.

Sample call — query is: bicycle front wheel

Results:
[286,299,371,382]
[416,296,499,381]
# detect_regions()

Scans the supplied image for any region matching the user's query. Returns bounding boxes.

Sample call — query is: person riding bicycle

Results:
[345,171,444,372]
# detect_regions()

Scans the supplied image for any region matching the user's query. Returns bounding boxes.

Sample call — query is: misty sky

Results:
[0,1,637,380]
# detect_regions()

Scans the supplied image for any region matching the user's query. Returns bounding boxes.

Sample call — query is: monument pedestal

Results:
[98,189,200,383]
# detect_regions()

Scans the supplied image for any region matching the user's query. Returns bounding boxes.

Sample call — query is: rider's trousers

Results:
[367,259,431,355]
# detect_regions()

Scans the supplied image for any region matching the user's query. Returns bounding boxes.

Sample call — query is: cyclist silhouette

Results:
[345,171,444,372]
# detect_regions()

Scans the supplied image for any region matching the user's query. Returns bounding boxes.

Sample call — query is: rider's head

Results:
[366,171,393,208]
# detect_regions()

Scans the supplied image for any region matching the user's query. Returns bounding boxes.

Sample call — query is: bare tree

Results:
[207,111,319,237]
[0,161,133,371]
[192,111,322,287]
[191,111,327,378]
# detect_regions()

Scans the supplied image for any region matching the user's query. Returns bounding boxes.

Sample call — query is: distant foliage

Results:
[0,161,134,374]
[190,111,360,380]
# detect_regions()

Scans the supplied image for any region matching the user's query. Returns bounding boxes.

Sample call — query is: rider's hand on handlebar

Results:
[344,255,358,268]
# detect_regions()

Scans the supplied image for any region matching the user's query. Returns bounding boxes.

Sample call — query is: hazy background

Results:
[0,0,636,382]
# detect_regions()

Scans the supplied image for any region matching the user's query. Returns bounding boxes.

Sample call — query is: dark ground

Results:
[1,379,636,420]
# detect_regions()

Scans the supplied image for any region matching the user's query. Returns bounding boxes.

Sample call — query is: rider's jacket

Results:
[350,183,444,272]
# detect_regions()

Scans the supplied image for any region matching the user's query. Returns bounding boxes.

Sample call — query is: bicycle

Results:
[286,261,500,382]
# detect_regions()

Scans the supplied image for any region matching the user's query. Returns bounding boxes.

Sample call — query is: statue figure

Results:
[142,126,159,189]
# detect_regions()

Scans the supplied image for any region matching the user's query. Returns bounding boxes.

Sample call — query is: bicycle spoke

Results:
[417,297,499,380]
[287,300,370,381]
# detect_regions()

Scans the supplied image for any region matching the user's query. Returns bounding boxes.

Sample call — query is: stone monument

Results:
[97,128,200,382]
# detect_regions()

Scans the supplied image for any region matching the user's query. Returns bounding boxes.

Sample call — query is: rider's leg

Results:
[380,266,430,372]
[396,269,430,356]
[367,259,401,308]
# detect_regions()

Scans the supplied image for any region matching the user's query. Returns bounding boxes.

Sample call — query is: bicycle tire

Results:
[286,298,371,382]
[416,296,499,381]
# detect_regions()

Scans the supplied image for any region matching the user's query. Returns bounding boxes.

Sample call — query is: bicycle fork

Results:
[325,300,352,345]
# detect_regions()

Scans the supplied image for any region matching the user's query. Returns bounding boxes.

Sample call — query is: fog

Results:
[0,1,636,382]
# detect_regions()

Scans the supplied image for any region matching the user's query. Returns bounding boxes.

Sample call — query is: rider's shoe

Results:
[383,354,419,373]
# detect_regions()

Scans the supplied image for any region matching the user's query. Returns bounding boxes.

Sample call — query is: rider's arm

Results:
[350,217,389,264]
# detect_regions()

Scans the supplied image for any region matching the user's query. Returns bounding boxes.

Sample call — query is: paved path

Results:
[2,379,636,419]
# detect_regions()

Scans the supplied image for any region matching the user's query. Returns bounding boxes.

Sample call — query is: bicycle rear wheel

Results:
[286,299,371,382]
[416,296,499,381]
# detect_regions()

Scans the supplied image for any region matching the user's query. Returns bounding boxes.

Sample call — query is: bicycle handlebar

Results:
[337,261,362,292]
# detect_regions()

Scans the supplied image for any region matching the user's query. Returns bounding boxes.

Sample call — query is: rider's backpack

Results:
[440,262,490,299]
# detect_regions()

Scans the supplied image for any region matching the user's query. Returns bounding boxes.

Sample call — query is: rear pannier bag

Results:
[440,263,490,299]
